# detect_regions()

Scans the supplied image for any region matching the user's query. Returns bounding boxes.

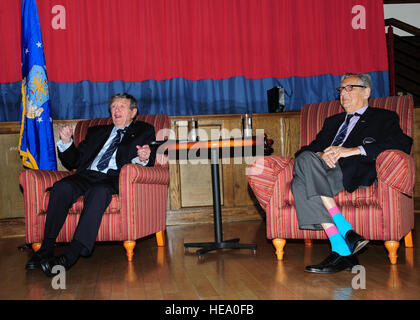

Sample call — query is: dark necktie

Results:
[331,113,360,146]
[96,129,125,171]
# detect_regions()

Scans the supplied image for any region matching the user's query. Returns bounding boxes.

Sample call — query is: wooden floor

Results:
[1,217,420,301]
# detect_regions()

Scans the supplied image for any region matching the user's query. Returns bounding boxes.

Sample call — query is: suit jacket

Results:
[295,107,413,193]
[58,120,156,176]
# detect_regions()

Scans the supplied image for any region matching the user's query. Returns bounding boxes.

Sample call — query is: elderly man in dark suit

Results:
[25,93,156,276]
[291,73,412,274]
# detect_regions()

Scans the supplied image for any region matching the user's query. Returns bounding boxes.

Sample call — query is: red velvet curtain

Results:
[1,0,388,83]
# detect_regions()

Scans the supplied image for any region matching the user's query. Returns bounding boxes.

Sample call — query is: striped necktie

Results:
[96,129,125,171]
[331,114,355,146]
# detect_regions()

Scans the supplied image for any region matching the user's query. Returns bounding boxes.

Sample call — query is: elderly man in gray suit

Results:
[291,73,412,274]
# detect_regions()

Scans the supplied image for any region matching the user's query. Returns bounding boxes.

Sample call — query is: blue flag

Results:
[19,0,57,170]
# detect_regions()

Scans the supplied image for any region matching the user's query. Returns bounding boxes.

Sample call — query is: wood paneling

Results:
[252,112,300,157]
[178,122,224,207]
[168,162,181,210]
[0,134,25,219]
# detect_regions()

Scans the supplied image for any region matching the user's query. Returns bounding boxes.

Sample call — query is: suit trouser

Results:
[291,151,345,230]
[43,170,118,255]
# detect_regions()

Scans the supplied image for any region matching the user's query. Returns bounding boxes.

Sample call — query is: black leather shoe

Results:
[345,230,369,254]
[305,252,359,274]
[25,250,53,270]
[40,255,71,277]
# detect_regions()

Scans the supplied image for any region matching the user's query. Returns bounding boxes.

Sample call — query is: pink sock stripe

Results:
[325,225,339,238]
[328,206,341,217]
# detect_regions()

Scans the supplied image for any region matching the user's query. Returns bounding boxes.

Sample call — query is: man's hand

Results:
[59,125,73,144]
[136,145,151,162]
[320,146,361,168]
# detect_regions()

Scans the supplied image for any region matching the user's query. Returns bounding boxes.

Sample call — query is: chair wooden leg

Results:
[123,240,136,262]
[32,243,42,252]
[385,241,400,265]
[404,231,413,248]
[156,230,165,247]
[272,239,286,261]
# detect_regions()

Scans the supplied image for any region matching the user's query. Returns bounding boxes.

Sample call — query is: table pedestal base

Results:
[184,238,257,257]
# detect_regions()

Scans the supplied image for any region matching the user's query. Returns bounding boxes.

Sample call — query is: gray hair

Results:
[108,93,138,111]
[340,73,372,89]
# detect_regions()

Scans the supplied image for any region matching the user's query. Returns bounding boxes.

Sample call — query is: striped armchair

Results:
[19,114,170,261]
[248,96,415,264]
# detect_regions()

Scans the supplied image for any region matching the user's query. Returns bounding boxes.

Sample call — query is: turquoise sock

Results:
[328,206,353,238]
[325,225,351,256]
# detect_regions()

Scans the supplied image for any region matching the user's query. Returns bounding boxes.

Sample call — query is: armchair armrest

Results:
[376,150,415,196]
[248,155,294,210]
[119,163,170,185]
[19,169,73,243]
[19,169,73,197]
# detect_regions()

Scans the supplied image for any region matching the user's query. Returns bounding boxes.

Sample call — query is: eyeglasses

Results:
[336,85,366,93]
